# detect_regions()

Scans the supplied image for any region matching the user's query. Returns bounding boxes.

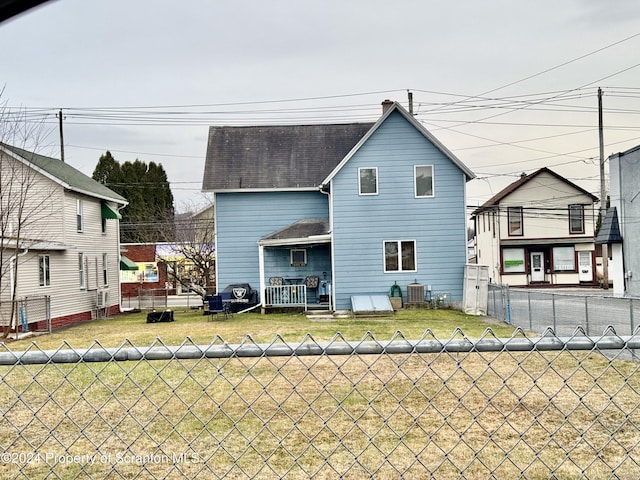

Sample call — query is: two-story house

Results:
[202,101,475,311]
[472,167,598,287]
[0,143,127,330]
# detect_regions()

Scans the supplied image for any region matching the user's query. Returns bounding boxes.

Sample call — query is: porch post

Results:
[258,243,265,311]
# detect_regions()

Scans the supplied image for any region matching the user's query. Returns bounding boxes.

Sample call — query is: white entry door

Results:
[578,251,593,282]
[530,252,545,282]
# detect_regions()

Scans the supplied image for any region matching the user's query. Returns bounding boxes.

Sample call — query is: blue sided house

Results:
[202,100,476,312]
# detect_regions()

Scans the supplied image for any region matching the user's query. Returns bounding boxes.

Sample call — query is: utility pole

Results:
[599,87,608,289]
[57,109,65,162]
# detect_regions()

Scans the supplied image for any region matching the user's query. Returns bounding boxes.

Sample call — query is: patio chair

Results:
[305,275,319,303]
[269,277,284,304]
[207,294,231,320]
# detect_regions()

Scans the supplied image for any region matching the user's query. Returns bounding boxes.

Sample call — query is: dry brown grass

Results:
[0,341,639,478]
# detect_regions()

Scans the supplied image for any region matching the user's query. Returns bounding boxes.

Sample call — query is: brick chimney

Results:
[382,99,394,114]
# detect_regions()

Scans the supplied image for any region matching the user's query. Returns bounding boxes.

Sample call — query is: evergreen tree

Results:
[92,152,174,243]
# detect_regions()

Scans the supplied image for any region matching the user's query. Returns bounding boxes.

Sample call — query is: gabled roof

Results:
[595,207,623,244]
[473,167,598,214]
[1,143,127,204]
[323,101,475,185]
[202,123,374,191]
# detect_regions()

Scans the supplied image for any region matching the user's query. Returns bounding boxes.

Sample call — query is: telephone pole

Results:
[57,109,65,162]
[598,87,608,289]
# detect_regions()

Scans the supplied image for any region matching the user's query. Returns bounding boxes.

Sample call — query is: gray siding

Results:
[215,191,329,293]
[331,111,468,309]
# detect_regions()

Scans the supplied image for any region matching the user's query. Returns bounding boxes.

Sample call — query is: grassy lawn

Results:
[3,308,639,478]
[10,308,518,350]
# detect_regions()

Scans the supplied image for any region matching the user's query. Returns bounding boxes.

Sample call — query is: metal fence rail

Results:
[1,328,639,478]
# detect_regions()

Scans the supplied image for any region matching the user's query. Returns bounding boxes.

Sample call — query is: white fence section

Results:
[264,284,307,309]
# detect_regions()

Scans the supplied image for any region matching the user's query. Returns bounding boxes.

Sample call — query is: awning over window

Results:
[120,255,139,271]
[102,202,121,220]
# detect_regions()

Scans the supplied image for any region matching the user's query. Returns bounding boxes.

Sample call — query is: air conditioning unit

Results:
[96,289,109,308]
[406,282,425,304]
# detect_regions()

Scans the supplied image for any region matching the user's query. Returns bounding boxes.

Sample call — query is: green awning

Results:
[120,255,139,271]
[102,202,121,220]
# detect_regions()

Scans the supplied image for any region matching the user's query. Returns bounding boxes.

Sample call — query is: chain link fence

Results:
[0,296,50,334]
[0,329,639,478]
[121,289,203,311]
[488,284,640,336]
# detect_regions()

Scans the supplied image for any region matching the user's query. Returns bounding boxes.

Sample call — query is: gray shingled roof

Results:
[1,143,127,204]
[261,218,330,242]
[202,123,374,191]
[595,207,623,244]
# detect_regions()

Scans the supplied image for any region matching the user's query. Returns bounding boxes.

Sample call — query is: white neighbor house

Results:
[0,144,127,330]
[472,167,598,287]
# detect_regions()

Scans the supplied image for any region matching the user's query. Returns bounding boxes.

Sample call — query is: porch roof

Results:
[259,218,330,246]
[501,237,594,247]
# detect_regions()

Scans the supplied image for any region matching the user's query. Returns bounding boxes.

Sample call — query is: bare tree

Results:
[0,95,54,336]
[156,204,216,299]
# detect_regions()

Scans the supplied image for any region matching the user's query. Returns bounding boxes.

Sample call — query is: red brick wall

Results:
[28,304,122,332]
[121,244,171,297]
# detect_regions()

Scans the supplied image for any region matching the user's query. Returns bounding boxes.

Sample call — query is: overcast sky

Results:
[2,0,640,212]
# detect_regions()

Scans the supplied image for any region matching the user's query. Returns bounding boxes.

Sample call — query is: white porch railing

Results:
[264,285,307,309]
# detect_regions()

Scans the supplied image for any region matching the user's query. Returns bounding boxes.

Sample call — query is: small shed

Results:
[463,264,489,315]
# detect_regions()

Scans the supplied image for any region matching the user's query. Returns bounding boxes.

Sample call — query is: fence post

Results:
[505,285,511,324]
[552,294,557,331]
[631,298,635,333]
[584,296,589,336]
[528,291,532,330]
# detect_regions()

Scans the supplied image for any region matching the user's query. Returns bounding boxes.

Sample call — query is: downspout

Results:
[116,203,126,314]
[320,184,334,311]
[9,248,29,330]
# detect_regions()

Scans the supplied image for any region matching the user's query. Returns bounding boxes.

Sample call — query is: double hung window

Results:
[384,240,416,272]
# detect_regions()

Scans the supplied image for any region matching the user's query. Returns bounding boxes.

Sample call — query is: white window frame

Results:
[290,249,307,267]
[384,240,417,273]
[76,198,84,232]
[414,165,434,198]
[79,253,86,289]
[358,167,378,195]
[102,253,109,286]
[39,255,50,287]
